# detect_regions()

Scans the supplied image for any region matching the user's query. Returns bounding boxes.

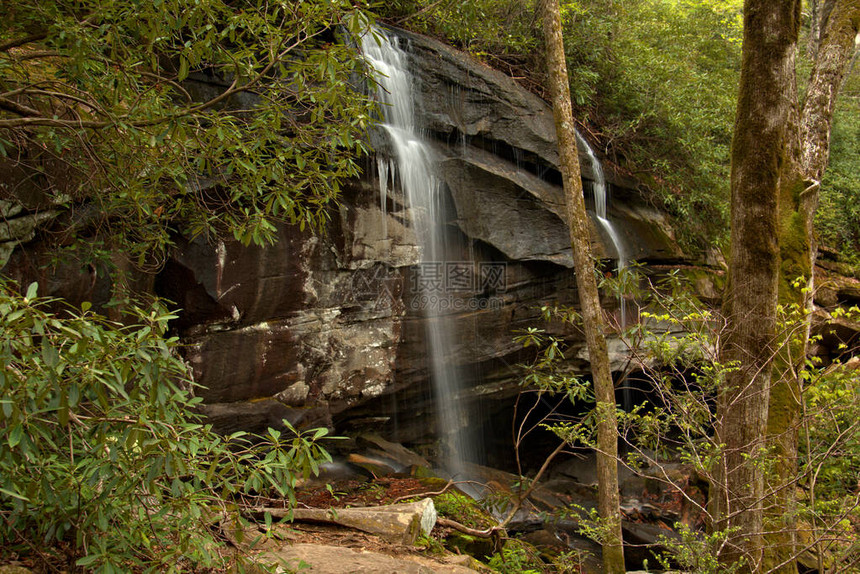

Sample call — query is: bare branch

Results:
[436,517,505,540]
[0,33,47,52]
[391,478,456,504]
[0,96,41,117]
[500,440,566,528]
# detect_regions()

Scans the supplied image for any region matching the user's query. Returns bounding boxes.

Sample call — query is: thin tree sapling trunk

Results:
[540,0,625,571]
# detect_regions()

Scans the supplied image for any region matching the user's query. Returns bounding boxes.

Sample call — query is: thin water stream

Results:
[362,28,478,480]
[575,131,630,408]
[362,29,632,476]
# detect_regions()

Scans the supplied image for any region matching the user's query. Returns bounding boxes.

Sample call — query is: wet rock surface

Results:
[143,27,689,439]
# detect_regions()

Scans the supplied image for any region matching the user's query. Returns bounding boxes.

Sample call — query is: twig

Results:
[0,96,41,118]
[394,0,452,24]
[392,478,455,503]
[500,440,565,528]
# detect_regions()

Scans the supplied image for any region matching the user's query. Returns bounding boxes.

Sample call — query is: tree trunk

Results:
[808,0,841,55]
[801,0,860,183]
[766,2,860,571]
[540,0,625,572]
[809,0,821,55]
[710,1,800,571]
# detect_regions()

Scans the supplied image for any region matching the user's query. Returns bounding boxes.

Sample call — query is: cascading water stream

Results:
[361,28,478,479]
[574,131,626,274]
[575,131,631,408]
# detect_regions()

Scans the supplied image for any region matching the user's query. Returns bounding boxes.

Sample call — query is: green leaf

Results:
[178,56,190,81]
[0,487,29,502]
[8,425,23,448]
[41,337,60,369]
[75,554,101,567]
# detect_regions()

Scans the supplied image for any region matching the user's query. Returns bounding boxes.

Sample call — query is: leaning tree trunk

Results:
[710,1,800,571]
[540,0,625,572]
[766,2,860,571]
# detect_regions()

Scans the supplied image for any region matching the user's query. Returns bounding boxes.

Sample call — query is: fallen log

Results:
[255,498,437,545]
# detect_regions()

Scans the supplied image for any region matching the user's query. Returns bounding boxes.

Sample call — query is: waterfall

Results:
[362,28,478,478]
[575,131,630,407]
[574,131,626,272]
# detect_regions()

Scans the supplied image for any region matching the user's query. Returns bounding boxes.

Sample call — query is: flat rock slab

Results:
[264,498,437,545]
[263,544,480,574]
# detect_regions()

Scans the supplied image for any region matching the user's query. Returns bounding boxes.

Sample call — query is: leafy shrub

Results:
[0,281,333,572]
[0,0,376,260]
[488,540,544,574]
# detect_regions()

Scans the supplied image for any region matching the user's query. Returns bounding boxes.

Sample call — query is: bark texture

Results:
[766,2,860,571]
[710,1,800,571]
[540,0,625,571]
[801,0,860,183]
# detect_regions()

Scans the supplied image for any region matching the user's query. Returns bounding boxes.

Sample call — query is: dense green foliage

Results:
[0,282,334,572]
[580,0,740,248]
[0,0,376,262]
[816,69,860,261]
[0,0,857,569]
[511,268,859,568]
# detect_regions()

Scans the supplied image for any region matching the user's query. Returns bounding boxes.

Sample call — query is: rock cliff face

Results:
[154,28,687,440]
[0,28,691,445]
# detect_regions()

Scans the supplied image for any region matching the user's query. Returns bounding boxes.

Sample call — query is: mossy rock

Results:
[432,491,495,530]
[445,532,497,561]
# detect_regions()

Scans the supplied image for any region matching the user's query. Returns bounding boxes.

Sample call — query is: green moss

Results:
[446,532,496,560]
[415,533,447,556]
[680,267,728,298]
[433,491,495,530]
[778,177,813,303]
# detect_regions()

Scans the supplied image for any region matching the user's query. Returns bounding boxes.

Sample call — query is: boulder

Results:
[399,28,559,169]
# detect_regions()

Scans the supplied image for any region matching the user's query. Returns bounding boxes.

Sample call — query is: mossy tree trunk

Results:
[709,1,800,571]
[540,0,625,572]
[808,0,841,55]
[766,2,860,572]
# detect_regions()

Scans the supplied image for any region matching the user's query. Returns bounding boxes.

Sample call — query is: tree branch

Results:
[0,97,41,118]
[391,478,456,504]
[500,440,566,528]
[0,117,113,129]
[393,0,453,24]
[0,33,47,52]
[436,517,505,540]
